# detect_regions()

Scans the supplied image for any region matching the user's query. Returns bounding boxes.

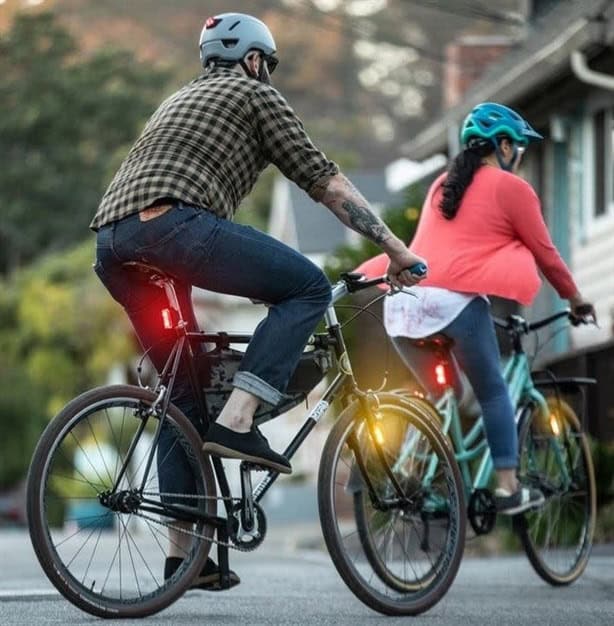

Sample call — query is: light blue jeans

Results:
[392,296,518,469]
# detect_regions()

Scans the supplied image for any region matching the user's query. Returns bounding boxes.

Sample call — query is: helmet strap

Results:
[491,138,517,172]
[257,60,272,85]
[239,58,254,78]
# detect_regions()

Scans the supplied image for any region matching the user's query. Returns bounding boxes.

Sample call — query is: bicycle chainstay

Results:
[133,492,259,553]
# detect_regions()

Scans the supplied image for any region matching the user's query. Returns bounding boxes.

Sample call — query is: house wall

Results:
[570,96,614,348]
[515,77,614,355]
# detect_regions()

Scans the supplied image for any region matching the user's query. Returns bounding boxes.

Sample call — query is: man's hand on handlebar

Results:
[386,249,428,288]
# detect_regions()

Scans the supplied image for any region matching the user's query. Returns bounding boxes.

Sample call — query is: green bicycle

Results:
[355,310,596,587]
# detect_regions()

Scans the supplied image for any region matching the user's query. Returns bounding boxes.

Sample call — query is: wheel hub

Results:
[99,489,142,514]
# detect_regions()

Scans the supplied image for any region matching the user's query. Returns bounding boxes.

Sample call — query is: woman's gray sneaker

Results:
[494,486,545,515]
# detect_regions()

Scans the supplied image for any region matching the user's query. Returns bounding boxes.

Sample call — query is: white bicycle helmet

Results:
[199,12,277,73]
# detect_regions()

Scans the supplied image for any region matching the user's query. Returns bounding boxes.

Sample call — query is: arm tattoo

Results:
[341,200,387,244]
[320,173,393,246]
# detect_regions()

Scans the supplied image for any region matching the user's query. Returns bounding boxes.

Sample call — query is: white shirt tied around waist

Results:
[384,286,486,339]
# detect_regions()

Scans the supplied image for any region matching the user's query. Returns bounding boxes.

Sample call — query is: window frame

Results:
[583,103,614,237]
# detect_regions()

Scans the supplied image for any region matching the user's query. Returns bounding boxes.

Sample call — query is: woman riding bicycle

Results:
[358,102,595,515]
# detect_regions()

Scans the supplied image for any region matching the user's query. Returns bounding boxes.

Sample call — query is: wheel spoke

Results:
[320,399,464,614]
[518,405,594,583]
[29,390,215,617]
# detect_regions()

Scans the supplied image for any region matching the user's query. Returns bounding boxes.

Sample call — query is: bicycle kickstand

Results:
[217,525,231,590]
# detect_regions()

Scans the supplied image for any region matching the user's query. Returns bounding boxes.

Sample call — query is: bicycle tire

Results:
[26,384,217,618]
[515,399,596,585]
[353,394,453,592]
[318,393,465,616]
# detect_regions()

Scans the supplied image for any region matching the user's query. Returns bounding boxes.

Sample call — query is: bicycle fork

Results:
[349,395,417,512]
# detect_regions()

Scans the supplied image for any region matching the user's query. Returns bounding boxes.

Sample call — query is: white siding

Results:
[571,221,614,347]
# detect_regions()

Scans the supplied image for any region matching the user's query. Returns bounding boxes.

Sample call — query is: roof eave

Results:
[403,17,598,160]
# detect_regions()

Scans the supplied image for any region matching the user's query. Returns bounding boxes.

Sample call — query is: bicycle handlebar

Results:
[493,309,592,335]
[339,272,388,293]
[338,263,427,294]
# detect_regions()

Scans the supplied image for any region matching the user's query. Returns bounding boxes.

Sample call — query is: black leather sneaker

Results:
[202,423,292,474]
[495,486,545,515]
[164,557,240,591]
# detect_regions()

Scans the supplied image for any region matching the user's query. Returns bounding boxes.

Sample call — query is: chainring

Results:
[468,488,497,535]
[230,502,267,552]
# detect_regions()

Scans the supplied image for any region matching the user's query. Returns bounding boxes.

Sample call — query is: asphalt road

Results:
[0,527,613,625]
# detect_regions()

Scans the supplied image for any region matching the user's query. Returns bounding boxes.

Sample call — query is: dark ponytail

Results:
[439,141,494,219]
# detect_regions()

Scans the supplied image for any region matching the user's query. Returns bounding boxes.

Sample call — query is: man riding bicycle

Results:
[91,12,425,591]
[358,102,595,516]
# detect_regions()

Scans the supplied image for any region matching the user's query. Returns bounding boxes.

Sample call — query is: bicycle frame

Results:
[108,273,409,531]
[415,307,601,504]
[431,350,551,498]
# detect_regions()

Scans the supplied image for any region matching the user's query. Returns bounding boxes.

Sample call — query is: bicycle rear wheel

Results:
[318,393,465,616]
[516,399,595,585]
[26,385,217,618]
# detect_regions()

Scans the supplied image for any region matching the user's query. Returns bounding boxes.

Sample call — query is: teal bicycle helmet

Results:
[460,102,543,147]
[460,102,542,171]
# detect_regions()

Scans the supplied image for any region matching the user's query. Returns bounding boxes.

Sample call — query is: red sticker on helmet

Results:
[205,17,221,29]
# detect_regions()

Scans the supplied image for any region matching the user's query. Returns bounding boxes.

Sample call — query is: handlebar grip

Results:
[407,262,428,278]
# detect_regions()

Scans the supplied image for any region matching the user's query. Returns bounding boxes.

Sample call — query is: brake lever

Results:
[387,283,418,298]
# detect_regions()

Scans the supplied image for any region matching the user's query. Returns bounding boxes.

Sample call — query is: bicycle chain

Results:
[134,493,254,553]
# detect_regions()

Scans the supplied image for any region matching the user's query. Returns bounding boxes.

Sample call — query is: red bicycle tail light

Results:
[161,308,173,330]
[435,363,447,386]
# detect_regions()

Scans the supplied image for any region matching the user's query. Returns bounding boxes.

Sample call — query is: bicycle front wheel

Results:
[516,398,596,585]
[318,393,465,616]
[26,385,217,618]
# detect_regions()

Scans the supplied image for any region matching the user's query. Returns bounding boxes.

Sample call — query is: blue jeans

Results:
[94,202,332,496]
[392,297,518,469]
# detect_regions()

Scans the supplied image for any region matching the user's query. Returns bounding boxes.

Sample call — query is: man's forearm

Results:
[319,173,404,254]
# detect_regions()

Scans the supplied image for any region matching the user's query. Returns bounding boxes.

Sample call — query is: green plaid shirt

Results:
[90,67,338,230]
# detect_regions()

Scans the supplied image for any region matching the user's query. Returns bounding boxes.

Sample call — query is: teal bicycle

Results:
[354,309,596,588]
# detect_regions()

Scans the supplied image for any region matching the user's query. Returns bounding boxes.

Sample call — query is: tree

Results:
[0,241,134,487]
[0,12,168,275]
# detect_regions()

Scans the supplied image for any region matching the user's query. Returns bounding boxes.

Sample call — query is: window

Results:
[593,109,607,217]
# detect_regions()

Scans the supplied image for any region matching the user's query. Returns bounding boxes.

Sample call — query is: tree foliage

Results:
[0,242,134,487]
[0,12,168,274]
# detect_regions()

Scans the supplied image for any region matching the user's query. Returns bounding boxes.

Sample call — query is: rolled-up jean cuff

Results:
[233,371,284,406]
[492,457,518,470]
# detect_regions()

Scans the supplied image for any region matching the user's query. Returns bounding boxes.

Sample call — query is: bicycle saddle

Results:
[121,261,178,284]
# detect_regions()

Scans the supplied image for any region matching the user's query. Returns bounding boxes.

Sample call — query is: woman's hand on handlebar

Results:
[568,293,597,325]
[386,249,428,288]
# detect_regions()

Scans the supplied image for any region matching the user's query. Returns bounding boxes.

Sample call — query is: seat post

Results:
[156,278,185,326]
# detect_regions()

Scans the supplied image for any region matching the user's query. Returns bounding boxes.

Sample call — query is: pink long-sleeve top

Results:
[358,166,577,306]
